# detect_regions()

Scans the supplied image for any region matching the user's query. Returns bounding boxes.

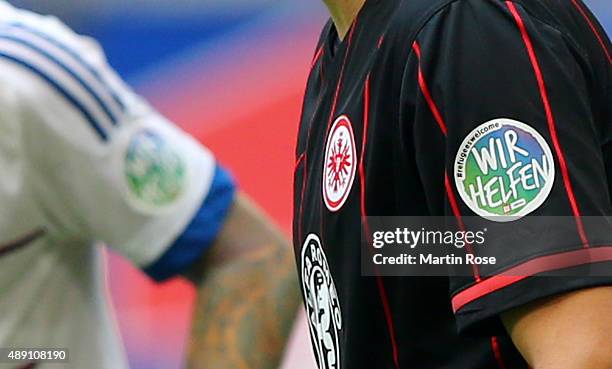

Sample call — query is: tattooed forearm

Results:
[187,242,299,369]
[185,193,301,369]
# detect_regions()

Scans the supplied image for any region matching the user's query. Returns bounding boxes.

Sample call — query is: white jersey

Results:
[0,2,232,368]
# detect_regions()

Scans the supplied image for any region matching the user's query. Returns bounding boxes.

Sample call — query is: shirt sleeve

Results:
[3,16,235,280]
[403,1,612,335]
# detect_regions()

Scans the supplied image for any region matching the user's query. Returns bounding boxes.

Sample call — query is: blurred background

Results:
[6,1,611,368]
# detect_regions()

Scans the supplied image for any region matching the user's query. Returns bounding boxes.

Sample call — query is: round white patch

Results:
[323,115,357,212]
[454,118,555,222]
[301,234,342,369]
[121,129,188,214]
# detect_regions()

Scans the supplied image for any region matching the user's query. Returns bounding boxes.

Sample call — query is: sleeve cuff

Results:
[143,165,236,282]
[452,265,612,336]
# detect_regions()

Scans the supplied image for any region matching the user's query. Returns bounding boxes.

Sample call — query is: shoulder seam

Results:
[407,0,590,61]
[509,0,590,60]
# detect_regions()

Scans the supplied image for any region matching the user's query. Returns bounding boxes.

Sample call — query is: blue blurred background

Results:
[6,1,611,369]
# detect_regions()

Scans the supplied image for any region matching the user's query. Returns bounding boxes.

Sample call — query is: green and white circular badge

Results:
[454,118,555,222]
[123,129,187,212]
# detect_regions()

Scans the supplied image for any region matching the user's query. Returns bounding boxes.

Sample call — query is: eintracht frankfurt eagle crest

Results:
[323,115,357,212]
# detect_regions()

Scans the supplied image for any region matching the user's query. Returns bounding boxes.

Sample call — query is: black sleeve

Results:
[403,0,612,335]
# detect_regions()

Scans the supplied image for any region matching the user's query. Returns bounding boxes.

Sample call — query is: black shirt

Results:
[293,0,612,368]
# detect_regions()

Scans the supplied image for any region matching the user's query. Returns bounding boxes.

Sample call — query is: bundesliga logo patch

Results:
[454,118,555,222]
[123,129,187,213]
[323,115,357,212]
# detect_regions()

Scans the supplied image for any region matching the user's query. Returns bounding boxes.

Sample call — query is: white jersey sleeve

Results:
[0,4,235,279]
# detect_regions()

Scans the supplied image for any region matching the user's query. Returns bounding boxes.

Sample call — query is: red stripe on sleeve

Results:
[311,46,325,68]
[412,40,482,281]
[445,173,482,281]
[505,1,589,248]
[452,246,612,312]
[491,336,508,369]
[570,0,612,64]
[412,41,447,135]
[360,74,402,369]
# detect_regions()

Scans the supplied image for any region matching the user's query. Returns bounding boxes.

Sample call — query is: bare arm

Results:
[502,287,612,369]
[183,192,301,369]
